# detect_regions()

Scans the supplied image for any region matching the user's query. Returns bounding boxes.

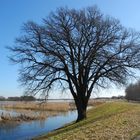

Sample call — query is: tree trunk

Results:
[75,98,87,122]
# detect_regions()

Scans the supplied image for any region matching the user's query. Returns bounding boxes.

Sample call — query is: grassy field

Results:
[34,101,140,140]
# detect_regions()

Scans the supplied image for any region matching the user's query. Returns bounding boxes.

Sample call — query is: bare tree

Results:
[9,6,140,121]
[125,81,140,101]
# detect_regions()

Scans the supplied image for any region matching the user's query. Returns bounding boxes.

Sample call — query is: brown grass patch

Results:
[0,101,70,111]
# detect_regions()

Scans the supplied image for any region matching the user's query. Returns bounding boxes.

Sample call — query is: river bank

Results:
[34,101,140,140]
[0,100,105,140]
[0,100,104,122]
[0,101,73,122]
[0,109,77,140]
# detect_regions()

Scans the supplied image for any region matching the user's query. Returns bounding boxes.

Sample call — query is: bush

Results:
[125,81,140,101]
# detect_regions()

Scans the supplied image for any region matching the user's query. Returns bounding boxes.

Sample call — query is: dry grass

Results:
[0,108,63,122]
[0,101,70,111]
[0,101,72,122]
[0,113,41,122]
[0,100,105,111]
[34,101,140,140]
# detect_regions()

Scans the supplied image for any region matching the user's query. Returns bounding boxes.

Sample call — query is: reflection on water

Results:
[0,109,77,140]
[0,122,20,134]
[0,109,20,117]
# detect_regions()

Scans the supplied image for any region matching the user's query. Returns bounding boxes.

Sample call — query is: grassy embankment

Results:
[34,101,140,140]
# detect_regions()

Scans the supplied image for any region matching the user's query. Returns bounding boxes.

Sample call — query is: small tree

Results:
[9,6,140,121]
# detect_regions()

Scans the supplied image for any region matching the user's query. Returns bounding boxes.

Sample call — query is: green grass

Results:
[33,101,140,140]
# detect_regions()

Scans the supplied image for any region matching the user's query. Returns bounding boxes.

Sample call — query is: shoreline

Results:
[0,100,104,123]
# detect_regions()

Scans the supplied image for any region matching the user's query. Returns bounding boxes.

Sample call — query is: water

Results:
[0,109,77,140]
[0,109,20,117]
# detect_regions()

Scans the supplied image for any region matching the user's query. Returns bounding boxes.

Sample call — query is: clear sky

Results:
[1,0,140,98]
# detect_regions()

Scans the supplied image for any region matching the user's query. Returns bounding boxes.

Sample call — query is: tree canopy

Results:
[9,6,140,121]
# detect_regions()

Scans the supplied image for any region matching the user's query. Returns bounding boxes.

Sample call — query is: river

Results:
[0,109,77,140]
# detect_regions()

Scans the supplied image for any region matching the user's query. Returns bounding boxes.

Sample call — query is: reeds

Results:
[0,100,104,111]
[0,101,71,111]
[0,110,59,122]
[0,112,43,122]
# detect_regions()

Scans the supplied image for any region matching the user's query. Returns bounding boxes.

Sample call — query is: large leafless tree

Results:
[9,6,140,121]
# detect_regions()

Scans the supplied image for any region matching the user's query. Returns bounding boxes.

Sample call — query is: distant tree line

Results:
[111,96,125,100]
[125,81,140,101]
[0,96,6,101]
[0,96,36,101]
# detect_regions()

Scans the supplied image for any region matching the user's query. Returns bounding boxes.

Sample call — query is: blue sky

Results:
[0,0,140,98]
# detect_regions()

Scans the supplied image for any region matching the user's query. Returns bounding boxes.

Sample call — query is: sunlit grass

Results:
[34,101,140,140]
